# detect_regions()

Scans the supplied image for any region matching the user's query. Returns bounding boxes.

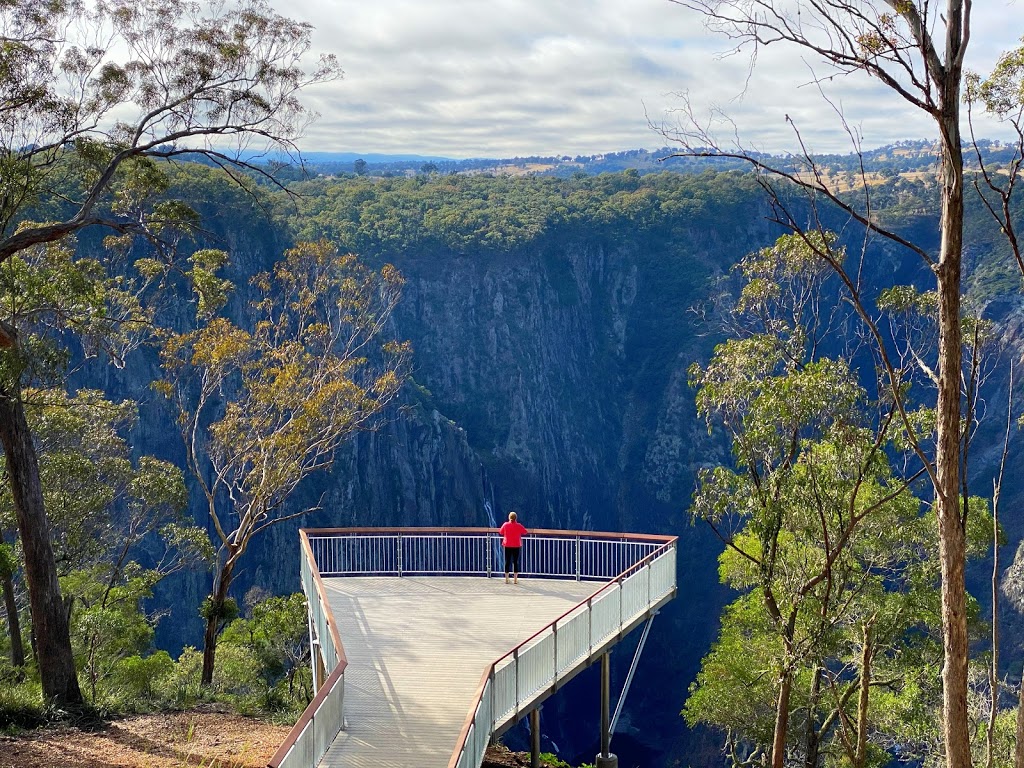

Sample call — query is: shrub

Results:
[0,679,45,731]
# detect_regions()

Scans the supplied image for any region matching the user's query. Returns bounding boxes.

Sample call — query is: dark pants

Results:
[504,546,521,574]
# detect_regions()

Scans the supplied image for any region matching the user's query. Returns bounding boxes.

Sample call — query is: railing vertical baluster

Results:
[513,648,520,721]
[618,575,623,630]
[397,534,403,577]
[587,596,593,653]
[552,623,559,685]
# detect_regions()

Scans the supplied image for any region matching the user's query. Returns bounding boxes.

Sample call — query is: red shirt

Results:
[499,520,527,548]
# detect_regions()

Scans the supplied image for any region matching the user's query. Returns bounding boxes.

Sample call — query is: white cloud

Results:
[283,0,1024,157]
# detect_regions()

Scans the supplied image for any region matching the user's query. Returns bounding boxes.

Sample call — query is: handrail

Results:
[305,526,675,543]
[305,528,673,582]
[300,530,347,669]
[445,537,677,768]
[488,541,672,659]
[267,530,349,768]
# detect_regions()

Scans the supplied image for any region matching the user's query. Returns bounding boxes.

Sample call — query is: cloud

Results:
[284,0,1023,157]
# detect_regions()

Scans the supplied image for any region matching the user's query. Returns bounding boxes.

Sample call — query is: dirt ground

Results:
[0,709,291,768]
[482,744,533,767]
[0,712,540,768]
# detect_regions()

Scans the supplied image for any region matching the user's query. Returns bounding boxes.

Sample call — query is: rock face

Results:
[383,238,751,537]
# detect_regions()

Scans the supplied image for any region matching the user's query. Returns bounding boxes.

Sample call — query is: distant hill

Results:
[265,139,1017,181]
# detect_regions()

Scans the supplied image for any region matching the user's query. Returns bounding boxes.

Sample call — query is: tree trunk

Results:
[935,46,971,768]
[855,622,873,768]
[772,669,793,768]
[0,392,81,706]
[1015,662,1024,768]
[2,568,24,669]
[201,563,235,686]
[0,528,25,669]
[988,473,1002,768]
[804,667,821,768]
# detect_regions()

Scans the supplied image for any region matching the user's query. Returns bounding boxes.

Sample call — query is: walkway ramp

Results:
[269,528,677,768]
[321,576,598,767]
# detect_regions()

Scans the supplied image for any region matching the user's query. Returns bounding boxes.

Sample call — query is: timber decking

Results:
[318,575,600,768]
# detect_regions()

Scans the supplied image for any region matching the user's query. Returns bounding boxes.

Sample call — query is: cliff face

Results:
[385,234,755,537]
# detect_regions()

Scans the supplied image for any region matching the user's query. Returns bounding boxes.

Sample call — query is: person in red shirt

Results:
[499,511,528,584]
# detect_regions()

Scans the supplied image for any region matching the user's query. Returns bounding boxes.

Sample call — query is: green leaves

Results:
[0,388,198,603]
[213,592,312,715]
[966,39,1024,118]
[691,334,863,472]
[186,249,232,320]
[685,232,966,767]
[156,240,410,679]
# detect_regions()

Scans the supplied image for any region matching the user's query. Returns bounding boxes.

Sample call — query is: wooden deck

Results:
[318,576,601,768]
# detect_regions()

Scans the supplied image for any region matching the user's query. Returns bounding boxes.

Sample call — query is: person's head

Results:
[508,511,517,522]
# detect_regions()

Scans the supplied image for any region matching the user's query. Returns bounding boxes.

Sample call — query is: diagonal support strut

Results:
[609,612,657,737]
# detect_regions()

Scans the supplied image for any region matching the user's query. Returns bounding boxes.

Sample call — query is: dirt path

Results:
[0,712,547,768]
[0,710,290,768]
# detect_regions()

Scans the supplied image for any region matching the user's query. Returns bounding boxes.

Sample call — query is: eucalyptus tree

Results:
[158,240,411,685]
[0,239,209,704]
[0,233,156,705]
[686,233,994,768]
[688,233,929,768]
[0,0,339,706]
[663,3,1023,765]
[9,388,210,705]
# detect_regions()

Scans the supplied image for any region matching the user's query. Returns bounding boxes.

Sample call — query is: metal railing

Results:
[450,537,677,768]
[269,527,677,768]
[268,532,348,768]
[307,527,669,581]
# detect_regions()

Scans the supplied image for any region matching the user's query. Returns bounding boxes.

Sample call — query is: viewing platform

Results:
[269,528,678,768]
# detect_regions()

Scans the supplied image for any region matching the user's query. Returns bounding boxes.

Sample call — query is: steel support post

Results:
[531,708,541,768]
[307,611,320,691]
[595,651,618,768]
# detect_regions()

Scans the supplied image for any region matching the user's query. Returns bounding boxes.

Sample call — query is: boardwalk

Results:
[319,576,599,768]
[269,529,677,768]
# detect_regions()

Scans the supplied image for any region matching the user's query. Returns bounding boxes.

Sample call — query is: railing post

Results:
[552,623,559,686]
[307,610,320,692]
[487,534,493,579]
[618,576,623,630]
[489,667,497,737]
[575,535,581,581]
[647,557,652,608]
[514,648,521,721]
[397,533,403,577]
[587,597,593,654]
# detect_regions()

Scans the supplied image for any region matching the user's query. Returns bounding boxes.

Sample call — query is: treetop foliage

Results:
[0,0,340,264]
[284,170,767,256]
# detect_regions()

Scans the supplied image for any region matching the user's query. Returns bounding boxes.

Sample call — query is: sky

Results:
[285,0,1024,159]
